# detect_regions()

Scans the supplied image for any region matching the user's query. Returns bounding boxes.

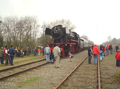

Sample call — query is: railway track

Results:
[0,58,50,80]
[55,56,101,89]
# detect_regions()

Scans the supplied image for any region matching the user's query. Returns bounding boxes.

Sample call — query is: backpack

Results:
[46,47,50,54]
[71,54,74,58]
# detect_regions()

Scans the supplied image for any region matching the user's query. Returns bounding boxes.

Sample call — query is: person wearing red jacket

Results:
[4,46,9,66]
[92,44,100,64]
[115,50,120,67]
[107,45,110,55]
[109,44,113,54]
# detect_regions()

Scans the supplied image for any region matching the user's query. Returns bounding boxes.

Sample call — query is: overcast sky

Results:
[0,0,120,45]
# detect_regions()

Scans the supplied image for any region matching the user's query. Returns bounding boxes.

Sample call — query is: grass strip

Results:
[19,77,39,88]
[105,53,116,60]
[0,56,45,67]
[14,54,42,60]
[111,70,120,84]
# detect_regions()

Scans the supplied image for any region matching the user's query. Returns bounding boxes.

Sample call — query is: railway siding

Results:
[0,50,87,89]
[0,60,48,80]
[58,57,98,89]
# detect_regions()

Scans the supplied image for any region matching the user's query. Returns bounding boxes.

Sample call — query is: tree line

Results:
[0,16,76,53]
[0,16,39,52]
[102,36,120,45]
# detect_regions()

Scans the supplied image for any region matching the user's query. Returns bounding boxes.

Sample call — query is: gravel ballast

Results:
[0,50,87,89]
[1,50,119,89]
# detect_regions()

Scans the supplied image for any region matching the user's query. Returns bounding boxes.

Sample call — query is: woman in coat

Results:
[92,44,100,64]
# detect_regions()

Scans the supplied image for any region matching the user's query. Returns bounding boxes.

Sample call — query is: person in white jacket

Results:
[53,43,61,68]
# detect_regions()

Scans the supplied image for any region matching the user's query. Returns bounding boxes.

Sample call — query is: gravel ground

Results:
[0,50,87,89]
[100,52,120,89]
[0,50,120,89]
[58,56,98,89]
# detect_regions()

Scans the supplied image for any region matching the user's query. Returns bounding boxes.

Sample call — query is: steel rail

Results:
[54,56,88,89]
[97,55,101,89]
[0,62,50,80]
[0,59,46,72]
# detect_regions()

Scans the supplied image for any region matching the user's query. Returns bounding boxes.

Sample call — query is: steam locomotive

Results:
[45,25,91,57]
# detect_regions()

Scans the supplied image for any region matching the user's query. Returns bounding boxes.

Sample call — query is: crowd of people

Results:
[88,44,120,67]
[15,46,44,57]
[44,43,74,68]
[0,43,119,68]
[0,45,45,66]
[0,45,15,66]
[44,44,61,68]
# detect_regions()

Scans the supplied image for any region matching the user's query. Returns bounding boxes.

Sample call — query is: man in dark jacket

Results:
[9,45,15,65]
[100,44,103,51]
[115,44,119,53]
[0,47,4,64]
[88,46,92,64]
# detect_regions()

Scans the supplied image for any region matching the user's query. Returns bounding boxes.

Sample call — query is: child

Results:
[68,52,73,62]
[100,51,103,61]
[115,50,120,67]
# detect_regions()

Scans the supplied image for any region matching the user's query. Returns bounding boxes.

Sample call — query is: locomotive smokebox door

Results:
[45,28,51,35]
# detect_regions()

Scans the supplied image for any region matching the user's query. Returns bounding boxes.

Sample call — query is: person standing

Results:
[38,48,40,55]
[18,47,21,57]
[53,43,61,68]
[44,45,51,62]
[15,47,18,57]
[107,45,110,55]
[102,45,106,57]
[59,47,62,63]
[26,47,30,56]
[92,44,94,49]
[115,44,119,53]
[92,44,100,64]
[9,45,15,65]
[115,50,120,67]
[41,48,43,56]
[33,47,37,56]
[100,44,103,51]
[0,47,4,64]
[88,46,92,64]
[4,46,9,66]
[20,48,24,57]
[109,44,113,54]
[106,45,109,56]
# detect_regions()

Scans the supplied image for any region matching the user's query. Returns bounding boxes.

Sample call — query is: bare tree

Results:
[2,17,16,47]
[40,22,52,47]
[19,16,39,52]
[0,17,3,47]
[1,16,39,53]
